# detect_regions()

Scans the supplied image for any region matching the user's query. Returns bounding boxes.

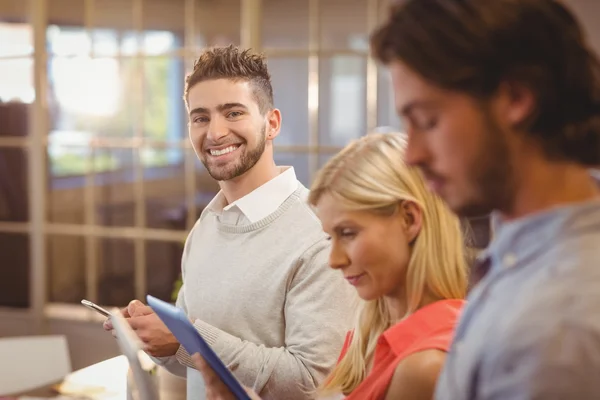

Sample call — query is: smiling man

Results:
[104,45,355,400]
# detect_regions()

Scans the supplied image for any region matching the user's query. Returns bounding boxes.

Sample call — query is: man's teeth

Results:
[210,146,238,156]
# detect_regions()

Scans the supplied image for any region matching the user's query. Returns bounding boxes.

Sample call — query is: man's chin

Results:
[451,200,493,218]
[206,164,250,182]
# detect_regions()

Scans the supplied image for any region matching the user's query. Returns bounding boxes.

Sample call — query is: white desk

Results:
[16,356,129,400]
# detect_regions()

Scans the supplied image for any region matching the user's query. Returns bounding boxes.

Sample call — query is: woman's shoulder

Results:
[384,349,447,400]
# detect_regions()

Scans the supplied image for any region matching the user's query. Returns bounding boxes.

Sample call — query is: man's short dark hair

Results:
[184,45,274,114]
[371,0,600,166]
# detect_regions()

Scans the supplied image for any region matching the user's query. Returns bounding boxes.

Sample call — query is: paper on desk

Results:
[53,356,129,400]
[19,397,88,400]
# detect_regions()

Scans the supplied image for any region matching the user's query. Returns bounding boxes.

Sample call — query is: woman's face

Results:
[315,193,423,301]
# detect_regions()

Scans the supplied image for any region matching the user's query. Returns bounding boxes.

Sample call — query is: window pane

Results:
[142,30,181,55]
[319,56,367,147]
[143,57,186,141]
[92,30,181,58]
[47,234,85,303]
[269,57,309,146]
[97,238,135,306]
[0,232,29,308]
[321,0,368,51]
[95,30,180,58]
[48,143,90,177]
[0,148,28,223]
[143,0,185,51]
[0,22,33,58]
[98,58,137,137]
[262,0,308,49]
[376,66,402,131]
[0,101,29,137]
[146,240,183,302]
[94,148,136,227]
[196,0,241,48]
[0,58,34,103]
[92,29,120,57]
[47,25,90,57]
[47,144,86,225]
[318,153,336,170]
[143,147,187,230]
[92,0,135,33]
[273,152,310,187]
[142,147,184,169]
[48,0,85,28]
[49,56,130,137]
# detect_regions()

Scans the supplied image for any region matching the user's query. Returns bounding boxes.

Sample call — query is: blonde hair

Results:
[310,132,468,396]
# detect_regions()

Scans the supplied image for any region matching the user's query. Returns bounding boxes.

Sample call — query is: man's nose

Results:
[206,117,228,142]
[403,129,428,167]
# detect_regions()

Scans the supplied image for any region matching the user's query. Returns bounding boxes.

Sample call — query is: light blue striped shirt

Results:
[435,175,600,400]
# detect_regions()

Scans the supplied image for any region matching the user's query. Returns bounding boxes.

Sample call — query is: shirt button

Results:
[452,341,463,355]
[503,253,517,268]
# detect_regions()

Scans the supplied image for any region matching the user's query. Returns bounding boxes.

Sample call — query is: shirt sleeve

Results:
[175,239,357,400]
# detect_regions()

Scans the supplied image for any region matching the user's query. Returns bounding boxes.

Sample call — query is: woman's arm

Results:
[384,349,446,400]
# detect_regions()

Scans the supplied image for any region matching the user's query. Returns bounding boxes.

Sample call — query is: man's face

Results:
[388,60,518,217]
[187,79,268,182]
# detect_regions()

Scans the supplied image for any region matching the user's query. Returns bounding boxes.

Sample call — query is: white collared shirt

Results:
[211,166,299,225]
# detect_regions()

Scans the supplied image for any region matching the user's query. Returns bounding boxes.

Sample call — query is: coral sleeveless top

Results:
[339,299,465,400]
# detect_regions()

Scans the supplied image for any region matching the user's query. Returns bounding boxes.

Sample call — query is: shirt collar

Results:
[482,172,600,273]
[209,166,298,223]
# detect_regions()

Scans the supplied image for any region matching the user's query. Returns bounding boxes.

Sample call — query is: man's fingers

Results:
[103,318,113,331]
[193,353,219,384]
[127,313,154,331]
[126,299,145,317]
[127,315,143,330]
[131,305,153,317]
[192,353,209,373]
[192,354,259,400]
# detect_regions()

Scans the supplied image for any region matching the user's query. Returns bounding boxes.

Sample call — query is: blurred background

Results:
[0,0,598,371]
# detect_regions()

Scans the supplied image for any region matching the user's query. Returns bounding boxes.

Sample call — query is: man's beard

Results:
[456,110,517,218]
[202,125,267,182]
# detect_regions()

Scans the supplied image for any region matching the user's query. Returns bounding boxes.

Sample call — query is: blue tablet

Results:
[146,295,252,400]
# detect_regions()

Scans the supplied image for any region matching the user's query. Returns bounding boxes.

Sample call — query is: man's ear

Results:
[266,108,282,140]
[400,201,423,243]
[495,80,537,130]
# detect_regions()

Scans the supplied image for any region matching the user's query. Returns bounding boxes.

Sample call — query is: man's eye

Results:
[416,117,438,131]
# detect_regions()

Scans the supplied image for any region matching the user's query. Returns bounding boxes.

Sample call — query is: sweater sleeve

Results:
[150,223,196,378]
[175,239,357,399]
[150,283,192,378]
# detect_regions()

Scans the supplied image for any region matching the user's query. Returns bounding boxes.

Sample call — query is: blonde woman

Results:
[310,132,468,400]
[191,132,468,400]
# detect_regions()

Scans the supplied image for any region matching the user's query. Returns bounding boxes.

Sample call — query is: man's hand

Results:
[101,299,179,357]
[128,305,180,357]
[102,299,150,331]
[191,353,261,400]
